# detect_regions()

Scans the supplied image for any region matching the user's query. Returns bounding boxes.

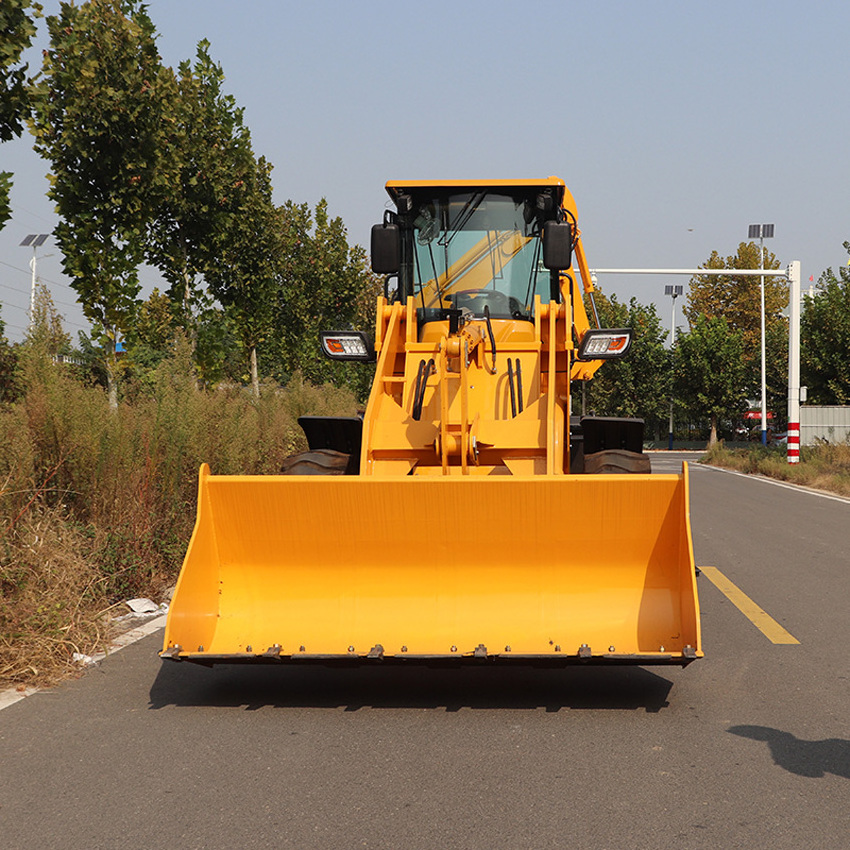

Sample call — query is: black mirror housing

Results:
[542,221,573,271]
[371,224,400,274]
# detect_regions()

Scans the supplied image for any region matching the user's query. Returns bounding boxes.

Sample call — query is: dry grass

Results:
[0,505,111,687]
[701,442,850,497]
[0,340,359,689]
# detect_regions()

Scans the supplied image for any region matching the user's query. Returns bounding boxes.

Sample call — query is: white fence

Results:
[799,406,850,446]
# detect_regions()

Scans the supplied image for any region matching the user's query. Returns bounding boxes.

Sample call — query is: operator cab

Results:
[371,180,575,329]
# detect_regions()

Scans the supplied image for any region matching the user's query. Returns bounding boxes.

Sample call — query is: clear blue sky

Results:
[2,0,848,342]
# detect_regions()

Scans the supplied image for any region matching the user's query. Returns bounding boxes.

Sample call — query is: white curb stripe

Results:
[697,463,850,504]
[0,614,167,713]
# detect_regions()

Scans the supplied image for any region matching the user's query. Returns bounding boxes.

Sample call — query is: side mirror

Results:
[542,221,573,271]
[371,223,400,274]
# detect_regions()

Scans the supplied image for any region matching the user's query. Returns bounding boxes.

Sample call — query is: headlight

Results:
[320,331,376,362]
[577,329,632,360]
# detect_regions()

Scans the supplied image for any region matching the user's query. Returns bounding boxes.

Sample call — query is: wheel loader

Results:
[161,178,702,667]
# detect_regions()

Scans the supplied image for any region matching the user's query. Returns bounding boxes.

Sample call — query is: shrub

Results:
[0,339,358,686]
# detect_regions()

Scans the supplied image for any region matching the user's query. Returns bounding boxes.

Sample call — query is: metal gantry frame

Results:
[589,262,802,463]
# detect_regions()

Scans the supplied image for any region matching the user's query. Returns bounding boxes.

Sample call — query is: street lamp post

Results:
[664,284,683,450]
[748,223,774,445]
[19,233,50,327]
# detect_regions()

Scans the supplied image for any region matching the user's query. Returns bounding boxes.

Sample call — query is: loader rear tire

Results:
[583,449,651,475]
[281,449,351,475]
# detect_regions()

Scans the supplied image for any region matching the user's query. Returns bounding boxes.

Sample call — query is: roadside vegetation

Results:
[702,442,850,498]
[0,333,358,688]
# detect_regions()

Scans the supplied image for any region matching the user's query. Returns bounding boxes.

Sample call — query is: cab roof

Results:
[386,178,566,200]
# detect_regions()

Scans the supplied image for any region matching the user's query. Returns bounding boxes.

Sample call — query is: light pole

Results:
[748,223,774,445]
[19,233,50,327]
[665,284,683,450]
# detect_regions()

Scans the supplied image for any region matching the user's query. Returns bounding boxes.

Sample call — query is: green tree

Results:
[122,287,179,392]
[268,198,381,398]
[0,308,20,403]
[685,242,787,408]
[28,0,178,408]
[0,0,41,230]
[580,291,670,435]
[193,301,245,388]
[203,155,280,397]
[145,39,254,334]
[674,314,746,446]
[801,242,850,404]
[24,282,71,358]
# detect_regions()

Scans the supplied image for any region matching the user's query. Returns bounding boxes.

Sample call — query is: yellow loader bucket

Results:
[162,464,701,666]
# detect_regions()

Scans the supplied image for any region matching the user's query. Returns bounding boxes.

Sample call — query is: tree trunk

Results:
[181,254,196,347]
[250,345,259,399]
[105,332,118,411]
[708,413,718,447]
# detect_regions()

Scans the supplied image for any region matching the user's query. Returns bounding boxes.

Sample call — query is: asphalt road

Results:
[1,454,848,849]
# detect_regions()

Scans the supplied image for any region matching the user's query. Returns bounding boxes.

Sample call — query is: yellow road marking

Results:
[700,566,801,645]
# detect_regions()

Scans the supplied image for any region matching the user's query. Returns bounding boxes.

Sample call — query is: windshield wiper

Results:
[439,192,487,250]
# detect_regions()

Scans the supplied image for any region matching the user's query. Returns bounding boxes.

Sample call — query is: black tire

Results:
[280,449,351,475]
[583,449,651,475]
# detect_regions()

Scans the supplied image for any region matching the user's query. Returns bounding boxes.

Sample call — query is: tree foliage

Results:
[28,0,178,406]
[0,0,41,229]
[581,291,670,433]
[25,282,71,358]
[801,242,850,404]
[685,242,787,407]
[0,308,20,403]
[145,39,253,321]
[674,314,746,446]
[202,155,280,396]
[266,198,381,398]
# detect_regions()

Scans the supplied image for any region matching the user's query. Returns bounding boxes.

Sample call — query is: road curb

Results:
[0,614,167,713]
[698,463,850,504]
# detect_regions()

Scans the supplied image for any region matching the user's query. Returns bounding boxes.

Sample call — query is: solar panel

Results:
[20,233,49,247]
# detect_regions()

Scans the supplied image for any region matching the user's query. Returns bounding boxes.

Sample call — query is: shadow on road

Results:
[149,661,675,713]
[729,725,850,779]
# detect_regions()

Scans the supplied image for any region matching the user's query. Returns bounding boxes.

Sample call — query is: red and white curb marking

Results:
[787,421,800,464]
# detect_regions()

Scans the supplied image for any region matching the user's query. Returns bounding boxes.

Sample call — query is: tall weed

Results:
[0,338,358,686]
[702,441,850,497]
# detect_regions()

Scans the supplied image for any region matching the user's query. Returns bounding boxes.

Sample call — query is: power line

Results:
[0,258,77,289]
[10,207,57,227]
[0,278,81,311]
[1,300,88,328]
